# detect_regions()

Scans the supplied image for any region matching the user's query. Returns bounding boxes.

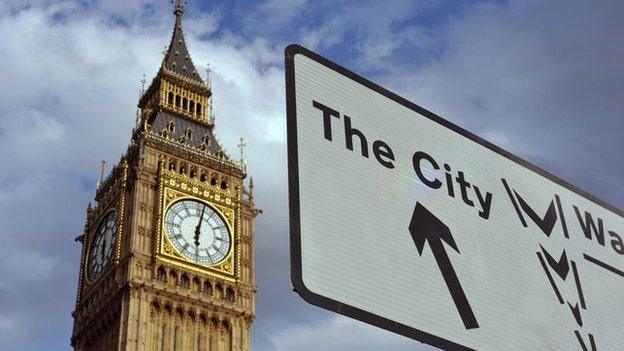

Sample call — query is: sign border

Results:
[285,44,624,351]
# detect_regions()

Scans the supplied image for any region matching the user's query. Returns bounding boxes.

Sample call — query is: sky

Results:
[0,0,622,350]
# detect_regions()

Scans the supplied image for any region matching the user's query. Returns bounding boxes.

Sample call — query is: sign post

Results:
[286,44,624,350]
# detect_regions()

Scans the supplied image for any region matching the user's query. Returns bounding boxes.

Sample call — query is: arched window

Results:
[167,122,175,133]
[156,266,166,282]
[220,180,228,190]
[184,128,193,141]
[180,274,190,288]
[196,103,202,116]
[199,172,207,182]
[169,271,178,286]
[203,281,212,295]
[168,159,176,171]
[182,97,188,110]
[189,101,195,113]
[202,135,211,145]
[175,95,181,108]
[179,163,186,175]
[160,324,166,351]
[225,287,235,303]
[210,177,217,186]
[168,92,174,105]
[192,277,201,292]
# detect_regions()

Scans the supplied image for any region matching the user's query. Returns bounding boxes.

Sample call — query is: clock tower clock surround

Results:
[71,3,260,350]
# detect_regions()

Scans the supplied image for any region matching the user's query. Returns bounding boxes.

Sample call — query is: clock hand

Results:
[194,204,206,247]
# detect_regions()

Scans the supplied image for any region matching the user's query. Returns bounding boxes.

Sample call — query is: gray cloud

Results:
[385,0,624,208]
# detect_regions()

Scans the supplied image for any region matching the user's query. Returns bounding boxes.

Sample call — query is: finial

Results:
[249,177,254,202]
[205,63,212,88]
[173,0,186,16]
[238,138,247,163]
[140,74,147,94]
[209,101,214,123]
[97,161,106,189]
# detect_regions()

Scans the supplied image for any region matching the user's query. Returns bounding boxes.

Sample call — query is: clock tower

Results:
[71,2,259,350]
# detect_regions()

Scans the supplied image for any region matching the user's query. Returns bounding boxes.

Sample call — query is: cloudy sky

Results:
[0,0,622,350]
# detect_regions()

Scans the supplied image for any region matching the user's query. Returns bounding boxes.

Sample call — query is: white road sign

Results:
[286,45,624,351]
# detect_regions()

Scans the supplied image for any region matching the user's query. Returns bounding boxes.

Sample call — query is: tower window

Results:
[203,281,212,295]
[156,266,166,282]
[225,287,235,303]
[175,95,181,108]
[185,128,193,140]
[196,103,202,116]
[220,180,228,190]
[180,274,189,288]
[199,172,206,182]
[173,325,179,351]
[168,92,174,105]
[189,101,195,113]
[202,135,211,145]
[192,277,201,292]
[167,122,175,133]
[182,97,188,110]
[169,271,178,285]
[160,324,166,351]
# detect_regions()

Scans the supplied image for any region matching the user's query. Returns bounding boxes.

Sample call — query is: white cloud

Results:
[300,0,426,68]
[0,314,26,346]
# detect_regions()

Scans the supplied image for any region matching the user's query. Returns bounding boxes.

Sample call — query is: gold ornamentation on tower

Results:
[71,2,259,350]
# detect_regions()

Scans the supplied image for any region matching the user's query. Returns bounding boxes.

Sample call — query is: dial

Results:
[164,199,231,265]
[87,211,118,282]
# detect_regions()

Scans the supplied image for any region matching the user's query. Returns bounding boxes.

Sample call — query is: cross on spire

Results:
[96,161,106,189]
[238,137,246,163]
[140,74,147,94]
[205,63,212,88]
[173,0,186,16]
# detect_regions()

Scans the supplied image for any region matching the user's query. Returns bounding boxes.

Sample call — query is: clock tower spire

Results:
[71,2,259,350]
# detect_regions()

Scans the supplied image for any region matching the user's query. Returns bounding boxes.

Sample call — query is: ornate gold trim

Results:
[115,161,129,264]
[154,161,240,281]
[160,191,234,266]
[82,161,128,290]
[83,208,118,285]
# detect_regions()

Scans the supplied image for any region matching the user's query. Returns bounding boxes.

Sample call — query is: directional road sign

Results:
[286,45,624,351]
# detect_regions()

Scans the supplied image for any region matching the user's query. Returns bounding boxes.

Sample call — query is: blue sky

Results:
[0,0,622,350]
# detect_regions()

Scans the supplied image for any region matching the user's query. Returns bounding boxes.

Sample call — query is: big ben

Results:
[71,1,260,350]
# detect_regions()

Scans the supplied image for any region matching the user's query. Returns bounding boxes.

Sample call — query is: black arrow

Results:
[409,202,479,330]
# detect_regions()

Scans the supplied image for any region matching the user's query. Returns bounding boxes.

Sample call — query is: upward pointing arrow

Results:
[409,202,480,330]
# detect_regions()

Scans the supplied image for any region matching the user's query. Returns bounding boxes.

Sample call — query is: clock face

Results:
[87,211,118,282]
[164,199,231,265]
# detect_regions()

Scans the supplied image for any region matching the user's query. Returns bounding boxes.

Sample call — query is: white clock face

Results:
[164,199,231,265]
[87,211,118,282]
